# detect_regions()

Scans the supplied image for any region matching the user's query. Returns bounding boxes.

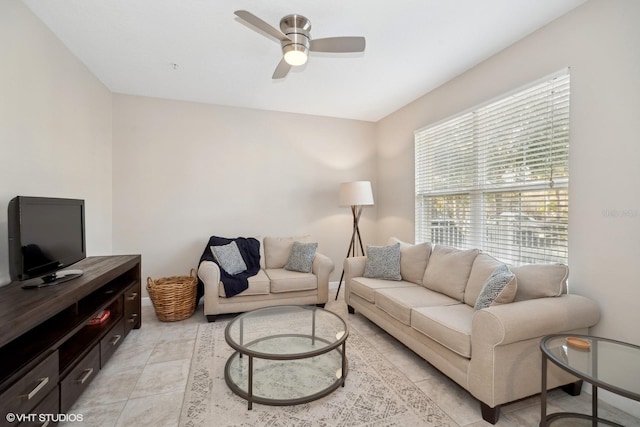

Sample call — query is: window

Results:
[415,70,570,265]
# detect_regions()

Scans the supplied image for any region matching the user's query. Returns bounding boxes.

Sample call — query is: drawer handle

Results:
[76,368,94,384]
[127,292,138,301]
[127,313,139,323]
[110,334,122,346]
[20,376,49,401]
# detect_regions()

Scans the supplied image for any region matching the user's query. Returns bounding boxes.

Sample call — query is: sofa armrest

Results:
[343,256,367,305]
[468,294,600,408]
[344,256,367,281]
[312,252,335,303]
[198,260,220,289]
[198,261,221,315]
[472,294,601,346]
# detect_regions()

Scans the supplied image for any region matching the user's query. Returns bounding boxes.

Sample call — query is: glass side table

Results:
[540,334,640,426]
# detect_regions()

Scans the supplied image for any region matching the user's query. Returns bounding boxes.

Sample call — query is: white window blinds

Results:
[415,70,570,265]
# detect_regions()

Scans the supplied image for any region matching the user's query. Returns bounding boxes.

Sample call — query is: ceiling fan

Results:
[234,10,366,79]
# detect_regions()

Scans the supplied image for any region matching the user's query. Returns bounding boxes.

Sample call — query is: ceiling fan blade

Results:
[272,58,292,79]
[310,37,366,53]
[234,10,290,42]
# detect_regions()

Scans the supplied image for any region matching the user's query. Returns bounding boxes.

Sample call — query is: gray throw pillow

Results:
[363,243,402,280]
[474,264,517,311]
[284,241,318,273]
[210,241,247,275]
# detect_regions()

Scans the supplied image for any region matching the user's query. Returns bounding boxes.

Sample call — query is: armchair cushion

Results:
[266,268,317,293]
[218,269,270,297]
[264,235,312,269]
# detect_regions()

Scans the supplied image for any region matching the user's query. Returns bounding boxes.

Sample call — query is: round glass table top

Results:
[225,305,348,359]
[541,334,640,401]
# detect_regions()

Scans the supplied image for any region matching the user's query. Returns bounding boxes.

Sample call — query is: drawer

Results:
[0,351,58,424]
[124,284,141,334]
[59,345,99,414]
[18,388,59,427]
[99,319,125,368]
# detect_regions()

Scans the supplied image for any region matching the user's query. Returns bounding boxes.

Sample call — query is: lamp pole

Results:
[335,181,373,300]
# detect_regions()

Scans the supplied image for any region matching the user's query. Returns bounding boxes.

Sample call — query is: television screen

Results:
[8,197,86,281]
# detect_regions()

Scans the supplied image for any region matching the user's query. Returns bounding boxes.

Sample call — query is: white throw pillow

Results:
[210,241,247,275]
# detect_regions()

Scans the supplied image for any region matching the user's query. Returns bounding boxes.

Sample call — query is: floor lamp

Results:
[335,181,374,300]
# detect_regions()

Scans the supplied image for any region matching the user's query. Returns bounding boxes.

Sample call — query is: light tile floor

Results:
[63,289,640,427]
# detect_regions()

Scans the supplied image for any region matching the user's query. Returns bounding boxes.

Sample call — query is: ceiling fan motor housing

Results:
[233,10,365,78]
[280,14,311,65]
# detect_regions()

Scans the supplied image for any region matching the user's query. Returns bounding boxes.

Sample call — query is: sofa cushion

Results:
[363,243,402,280]
[465,253,507,306]
[375,287,460,326]
[265,268,317,293]
[388,237,431,285]
[284,241,317,273]
[264,236,312,269]
[349,277,417,303]
[512,263,568,301]
[411,304,474,358]
[210,241,247,275]
[474,265,517,310]
[218,269,270,297]
[423,245,479,301]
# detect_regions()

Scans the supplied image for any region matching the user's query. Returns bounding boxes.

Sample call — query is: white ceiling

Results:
[22,0,586,122]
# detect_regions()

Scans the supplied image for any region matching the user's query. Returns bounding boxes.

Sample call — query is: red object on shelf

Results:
[88,309,110,325]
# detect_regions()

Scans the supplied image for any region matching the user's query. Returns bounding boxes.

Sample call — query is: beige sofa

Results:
[199,236,334,321]
[344,239,600,424]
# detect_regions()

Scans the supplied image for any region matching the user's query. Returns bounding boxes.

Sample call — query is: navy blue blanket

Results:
[196,236,261,304]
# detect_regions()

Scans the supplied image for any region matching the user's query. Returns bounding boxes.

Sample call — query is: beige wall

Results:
[3,0,640,416]
[376,0,640,415]
[0,0,113,285]
[111,94,376,283]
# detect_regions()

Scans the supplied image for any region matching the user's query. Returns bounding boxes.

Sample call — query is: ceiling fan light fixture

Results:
[283,44,308,66]
[234,10,366,78]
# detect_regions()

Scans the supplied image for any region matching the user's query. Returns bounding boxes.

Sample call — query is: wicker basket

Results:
[147,269,197,322]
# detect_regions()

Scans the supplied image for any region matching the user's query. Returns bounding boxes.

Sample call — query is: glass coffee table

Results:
[224,305,349,409]
[540,334,640,426]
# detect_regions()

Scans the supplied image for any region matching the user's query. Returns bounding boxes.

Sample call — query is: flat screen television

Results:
[8,196,86,283]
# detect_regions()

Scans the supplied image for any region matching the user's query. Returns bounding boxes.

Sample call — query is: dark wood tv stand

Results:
[0,255,141,423]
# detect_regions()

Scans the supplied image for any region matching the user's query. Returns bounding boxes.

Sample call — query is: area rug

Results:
[179,319,455,427]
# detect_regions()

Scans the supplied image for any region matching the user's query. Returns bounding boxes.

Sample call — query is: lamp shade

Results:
[339,181,374,207]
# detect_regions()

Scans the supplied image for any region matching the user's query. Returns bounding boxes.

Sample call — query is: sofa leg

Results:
[206,315,217,322]
[480,402,500,424]
[316,303,326,308]
[347,305,355,314]
[561,379,583,396]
